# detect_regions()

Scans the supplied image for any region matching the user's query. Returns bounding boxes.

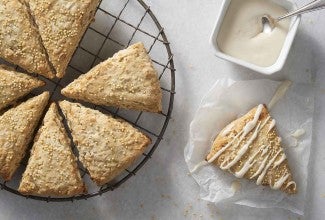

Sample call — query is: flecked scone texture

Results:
[59,100,151,185]
[0,92,49,181]
[19,103,86,196]
[0,0,55,78]
[27,0,100,78]
[206,105,297,194]
[62,42,162,112]
[0,66,45,111]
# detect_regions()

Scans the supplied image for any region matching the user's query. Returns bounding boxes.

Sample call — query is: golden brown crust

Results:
[206,105,297,194]
[27,0,100,78]
[0,0,55,78]
[0,66,45,111]
[0,92,49,181]
[59,100,151,186]
[18,103,86,196]
[61,42,163,113]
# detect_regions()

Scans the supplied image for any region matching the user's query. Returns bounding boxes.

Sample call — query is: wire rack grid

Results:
[0,0,175,202]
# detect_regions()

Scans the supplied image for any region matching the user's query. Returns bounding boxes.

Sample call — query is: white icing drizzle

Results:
[208,104,290,188]
[285,181,297,190]
[221,123,234,137]
[267,119,276,133]
[261,116,271,129]
[256,150,282,185]
[207,130,244,163]
[289,128,305,147]
[272,173,290,189]
[261,145,270,156]
[267,80,292,109]
[221,122,261,170]
[208,105,265,164]
[234,145,267,178]
[231,180,241,193]
[273,153,286,168]
[190,161,209,173]
[250,151,271,179]
[205,100,292,189]
[242,104,263,136]
[291,128,305,138]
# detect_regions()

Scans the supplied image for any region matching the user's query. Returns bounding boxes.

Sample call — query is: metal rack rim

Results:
[0,0,175,202]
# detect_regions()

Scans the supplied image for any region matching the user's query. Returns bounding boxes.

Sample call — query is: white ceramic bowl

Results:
[210,0,301,75]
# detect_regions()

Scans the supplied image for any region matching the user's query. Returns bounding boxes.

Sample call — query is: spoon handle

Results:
[277,0,325,21]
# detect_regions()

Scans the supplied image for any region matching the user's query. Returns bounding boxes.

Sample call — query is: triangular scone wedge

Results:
[0,66,45,111]
[27,0,100,78]
[59,100,151,185]
[0,0,55,78]
[0,92,49,181]
[19,103,86,196]
[62,42,162,112]
[206,104,297,194]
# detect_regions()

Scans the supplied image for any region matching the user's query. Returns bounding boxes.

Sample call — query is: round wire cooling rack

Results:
[0,0,175,202]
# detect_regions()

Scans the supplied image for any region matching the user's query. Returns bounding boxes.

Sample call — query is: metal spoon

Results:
[262,0,325,31]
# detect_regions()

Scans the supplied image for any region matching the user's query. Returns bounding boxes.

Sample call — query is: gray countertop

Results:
[1,0,325,219]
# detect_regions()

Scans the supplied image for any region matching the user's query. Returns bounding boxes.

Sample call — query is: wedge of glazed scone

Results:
[62,42,162,113]
[19,103,86,196]
[0,92,49,181]
[27,0,100,78]
[0,65,45,111]
[0,0,55,78]
[59,100,151,185]
[206,104,297,194]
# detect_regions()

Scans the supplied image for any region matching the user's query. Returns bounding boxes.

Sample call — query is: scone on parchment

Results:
[0,65,45,111]
[0,0,55,78]
[59,100,151,186]
[0,92,49,181]
[61,42,162,113]
[27,0,100,78]
[19,103,86,197]
[206,104,297,194]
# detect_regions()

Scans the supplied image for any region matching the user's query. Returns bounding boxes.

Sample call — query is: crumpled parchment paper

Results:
[184,78,314,215]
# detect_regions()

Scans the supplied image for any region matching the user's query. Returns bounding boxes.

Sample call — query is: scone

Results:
[59,100,151,185]
[0,65,45,111]
[0,0,55,78]
[61,42,162,113]
[19,103,86,196]
[0,92,49,181]
[27,0,100,78]
[206,104,297,194]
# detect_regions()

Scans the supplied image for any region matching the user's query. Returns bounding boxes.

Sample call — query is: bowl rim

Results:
[209,0,301,75]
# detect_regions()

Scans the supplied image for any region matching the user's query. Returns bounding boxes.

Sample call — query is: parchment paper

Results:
[184,78,314,215]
